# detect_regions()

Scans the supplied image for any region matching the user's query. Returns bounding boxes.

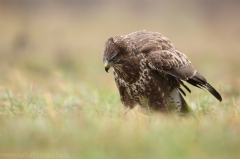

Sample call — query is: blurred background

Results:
[0,1,240,158]
[0,0,239,98]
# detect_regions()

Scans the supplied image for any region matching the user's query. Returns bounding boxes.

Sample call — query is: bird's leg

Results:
[120,106,131,116]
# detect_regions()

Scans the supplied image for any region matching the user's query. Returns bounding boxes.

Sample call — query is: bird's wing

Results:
[123,31,195,80]
[137,34,222,101]
[145,49,196,80]
[138,34,195,80]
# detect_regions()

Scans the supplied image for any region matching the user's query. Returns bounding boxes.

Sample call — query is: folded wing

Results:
[139,35,222,102]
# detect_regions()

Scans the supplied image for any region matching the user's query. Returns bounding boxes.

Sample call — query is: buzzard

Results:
[103,30,222,113]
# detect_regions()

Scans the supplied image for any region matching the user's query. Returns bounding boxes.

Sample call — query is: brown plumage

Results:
[103,30,222,113]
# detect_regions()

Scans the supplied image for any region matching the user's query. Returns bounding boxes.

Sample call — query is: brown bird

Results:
[103,30,222,113]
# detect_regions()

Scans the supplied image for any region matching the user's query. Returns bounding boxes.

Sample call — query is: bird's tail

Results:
[179,93,189,113]
[167,89,189,113]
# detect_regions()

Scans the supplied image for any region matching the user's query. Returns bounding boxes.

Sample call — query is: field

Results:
[0,1,240,159]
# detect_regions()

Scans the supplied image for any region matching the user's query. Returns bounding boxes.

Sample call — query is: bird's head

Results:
[103,36,124,73]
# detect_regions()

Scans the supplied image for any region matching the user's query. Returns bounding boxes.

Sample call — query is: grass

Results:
[0,61,239,159]
[0,2,240,159]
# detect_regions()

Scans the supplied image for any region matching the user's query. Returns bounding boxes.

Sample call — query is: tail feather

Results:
[179,87,186,96]
[179,93,189,113]
[167,89,189,113]
[179,80,191,93]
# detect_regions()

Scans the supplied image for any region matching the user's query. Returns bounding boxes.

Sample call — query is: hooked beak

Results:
[104,62,110,73]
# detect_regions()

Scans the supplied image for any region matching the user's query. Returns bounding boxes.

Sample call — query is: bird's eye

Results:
[111,56,117,61]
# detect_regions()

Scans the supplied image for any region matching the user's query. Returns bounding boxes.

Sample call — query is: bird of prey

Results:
[103,30,222,113]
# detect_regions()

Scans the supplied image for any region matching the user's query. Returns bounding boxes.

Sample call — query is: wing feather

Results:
[126,31,222,101]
